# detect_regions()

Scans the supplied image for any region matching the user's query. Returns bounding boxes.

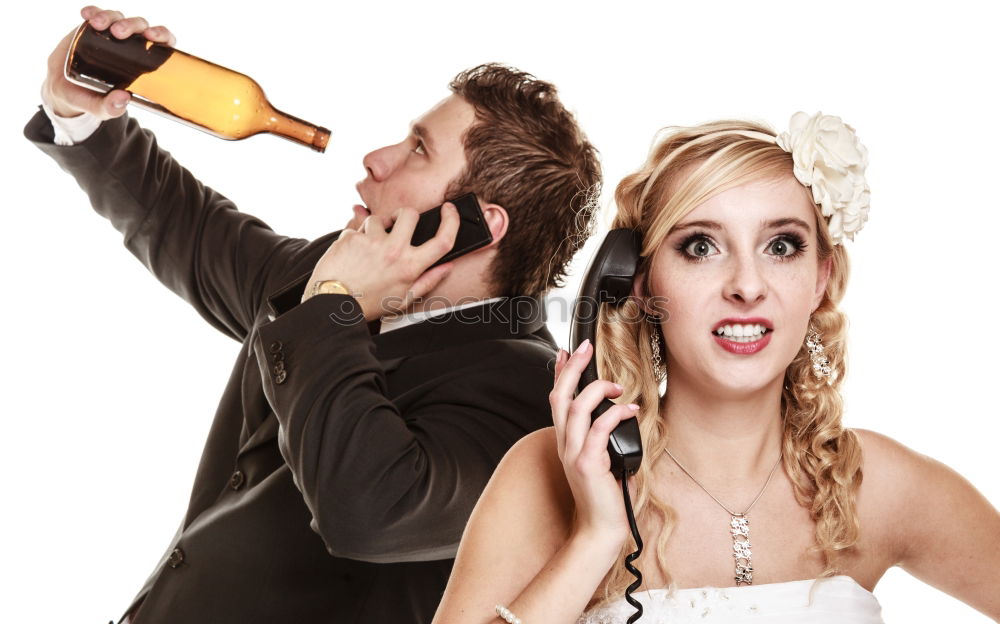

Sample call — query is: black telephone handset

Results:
[570,228,646,623]
[570,228,644,478]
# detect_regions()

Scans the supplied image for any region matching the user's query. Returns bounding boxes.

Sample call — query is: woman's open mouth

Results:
[711,321,773,355]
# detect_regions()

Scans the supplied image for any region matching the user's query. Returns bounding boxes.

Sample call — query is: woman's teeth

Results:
[715,324,768,342]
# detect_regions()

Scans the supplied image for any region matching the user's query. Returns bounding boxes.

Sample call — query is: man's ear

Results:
[481,203,509,247]
[812,256,833,313]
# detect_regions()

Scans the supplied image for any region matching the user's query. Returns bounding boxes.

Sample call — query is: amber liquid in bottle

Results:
[64,22,330,152]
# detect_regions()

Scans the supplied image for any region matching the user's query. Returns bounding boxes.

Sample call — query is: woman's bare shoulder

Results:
[851,427,992,536]
[849,429,941,564]
[852,427,938,479]
[486,427,573,525]
[849,430,1000,616]
[433,427,575,623]
[456,426,575,563]
[852,428,935,499]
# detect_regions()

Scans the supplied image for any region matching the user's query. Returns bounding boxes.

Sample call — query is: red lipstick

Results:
[714,332,772,355]
[712,318,773,355]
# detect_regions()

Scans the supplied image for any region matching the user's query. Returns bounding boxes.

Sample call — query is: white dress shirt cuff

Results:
[41,102,102,146]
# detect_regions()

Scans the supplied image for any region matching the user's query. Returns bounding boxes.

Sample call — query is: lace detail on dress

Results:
[577,576,883,624]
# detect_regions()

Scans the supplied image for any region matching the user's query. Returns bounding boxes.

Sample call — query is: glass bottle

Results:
[64,22,330,152]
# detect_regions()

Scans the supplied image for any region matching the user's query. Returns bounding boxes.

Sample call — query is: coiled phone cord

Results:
[621,475,644,622]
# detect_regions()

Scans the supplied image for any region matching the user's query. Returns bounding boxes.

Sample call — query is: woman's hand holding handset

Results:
[551,339,640,554]
[432,340,639,624]
[501,341,639,623]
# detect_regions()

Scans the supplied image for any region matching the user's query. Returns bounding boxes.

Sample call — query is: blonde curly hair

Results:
[594,120,862,604]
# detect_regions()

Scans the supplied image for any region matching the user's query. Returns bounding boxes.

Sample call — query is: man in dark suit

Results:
[28,7,601,624]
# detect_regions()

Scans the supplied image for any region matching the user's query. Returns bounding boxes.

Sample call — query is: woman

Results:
[432,114,1000,623]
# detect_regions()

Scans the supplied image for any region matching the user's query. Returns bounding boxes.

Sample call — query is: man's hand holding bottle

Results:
[43,6,175,120]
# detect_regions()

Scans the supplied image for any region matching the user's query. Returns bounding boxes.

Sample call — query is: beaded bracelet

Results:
[495,604,523,624]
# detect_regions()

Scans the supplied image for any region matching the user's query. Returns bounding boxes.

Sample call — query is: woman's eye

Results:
[765,235,803,257]
[413,141,426,155]
[684,237,718,258]
[769,239,790,256]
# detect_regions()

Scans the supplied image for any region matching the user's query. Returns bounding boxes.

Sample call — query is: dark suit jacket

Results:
[26,109,557,623]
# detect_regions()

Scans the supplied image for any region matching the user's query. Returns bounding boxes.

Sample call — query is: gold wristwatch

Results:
[301,279,351,303]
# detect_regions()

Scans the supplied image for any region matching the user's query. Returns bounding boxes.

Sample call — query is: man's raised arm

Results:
[26,6,319,341]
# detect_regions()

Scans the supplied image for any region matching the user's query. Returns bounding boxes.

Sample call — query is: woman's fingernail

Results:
[627,403,641,410]
[612,383,623,391]
[573,339,590,355]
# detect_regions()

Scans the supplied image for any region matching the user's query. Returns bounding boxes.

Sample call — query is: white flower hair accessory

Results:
[776,112,870,244]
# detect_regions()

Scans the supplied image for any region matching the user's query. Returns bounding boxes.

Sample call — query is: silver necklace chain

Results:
[663,447,782,516]
[663,447,782,585]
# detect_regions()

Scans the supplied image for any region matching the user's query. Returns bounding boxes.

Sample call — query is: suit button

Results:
[229,470,245,491]
[275,370,287,384]
[269,340,283,353]
[272,351,284,363]
[167,547,185,568]
[273,362,285,374]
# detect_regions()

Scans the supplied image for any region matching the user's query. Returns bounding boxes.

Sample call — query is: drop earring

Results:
[650,319,665,384]
[805,328,832,379]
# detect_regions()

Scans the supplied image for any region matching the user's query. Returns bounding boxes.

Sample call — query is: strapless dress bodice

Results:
[577,576,883,624]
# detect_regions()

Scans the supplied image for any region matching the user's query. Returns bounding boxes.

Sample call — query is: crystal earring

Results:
[805,328,832,379]
[650,320,665,383]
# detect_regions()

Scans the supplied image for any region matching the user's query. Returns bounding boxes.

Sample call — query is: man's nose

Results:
[362,143,404,182]
[724,253,768,305]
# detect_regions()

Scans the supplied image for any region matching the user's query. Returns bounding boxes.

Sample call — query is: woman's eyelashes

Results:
[765,232,807,260]
[674,231,808,262]
[676,233,719,261]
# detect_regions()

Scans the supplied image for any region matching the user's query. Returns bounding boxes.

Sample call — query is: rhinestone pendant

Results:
[731,514,753,585]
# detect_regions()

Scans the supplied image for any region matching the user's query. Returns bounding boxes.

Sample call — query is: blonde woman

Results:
[432,116,1000,623]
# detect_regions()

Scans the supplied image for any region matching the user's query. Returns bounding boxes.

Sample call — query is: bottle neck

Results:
[264,106,330,152]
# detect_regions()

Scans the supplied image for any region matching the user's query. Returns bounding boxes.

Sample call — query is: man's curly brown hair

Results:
[447,64,602,297]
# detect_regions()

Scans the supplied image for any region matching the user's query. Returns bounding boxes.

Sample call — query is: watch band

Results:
[301,279,351,303]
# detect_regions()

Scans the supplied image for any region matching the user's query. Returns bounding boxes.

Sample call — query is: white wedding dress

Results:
[577,576,884,624]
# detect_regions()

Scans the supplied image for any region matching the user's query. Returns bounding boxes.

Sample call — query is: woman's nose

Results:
[724,253,768,305]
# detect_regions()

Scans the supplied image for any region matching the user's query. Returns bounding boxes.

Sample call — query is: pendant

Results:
[730,514,753,585]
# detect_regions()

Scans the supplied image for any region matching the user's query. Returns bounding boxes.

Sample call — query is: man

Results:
[27,6,601,624]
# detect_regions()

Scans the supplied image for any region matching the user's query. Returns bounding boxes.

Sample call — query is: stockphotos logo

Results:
[326,293,670,331]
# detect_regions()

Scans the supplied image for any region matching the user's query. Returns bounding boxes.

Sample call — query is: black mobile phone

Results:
[407,192,493,267]
[569,228,644,479]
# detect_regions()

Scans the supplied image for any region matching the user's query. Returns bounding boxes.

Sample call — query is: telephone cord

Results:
[622,475,644,623]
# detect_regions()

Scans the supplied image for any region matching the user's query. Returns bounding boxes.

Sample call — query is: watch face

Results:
[317,280,350,296]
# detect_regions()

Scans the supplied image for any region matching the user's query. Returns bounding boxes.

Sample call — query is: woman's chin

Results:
[679,369,785,401]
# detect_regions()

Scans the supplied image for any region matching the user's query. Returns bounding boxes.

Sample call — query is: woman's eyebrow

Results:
[764,217,812,231]
[671,217,812,233]
[672,219,722,232]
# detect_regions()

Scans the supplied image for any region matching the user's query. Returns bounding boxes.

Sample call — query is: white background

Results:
[2,1,998,622]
